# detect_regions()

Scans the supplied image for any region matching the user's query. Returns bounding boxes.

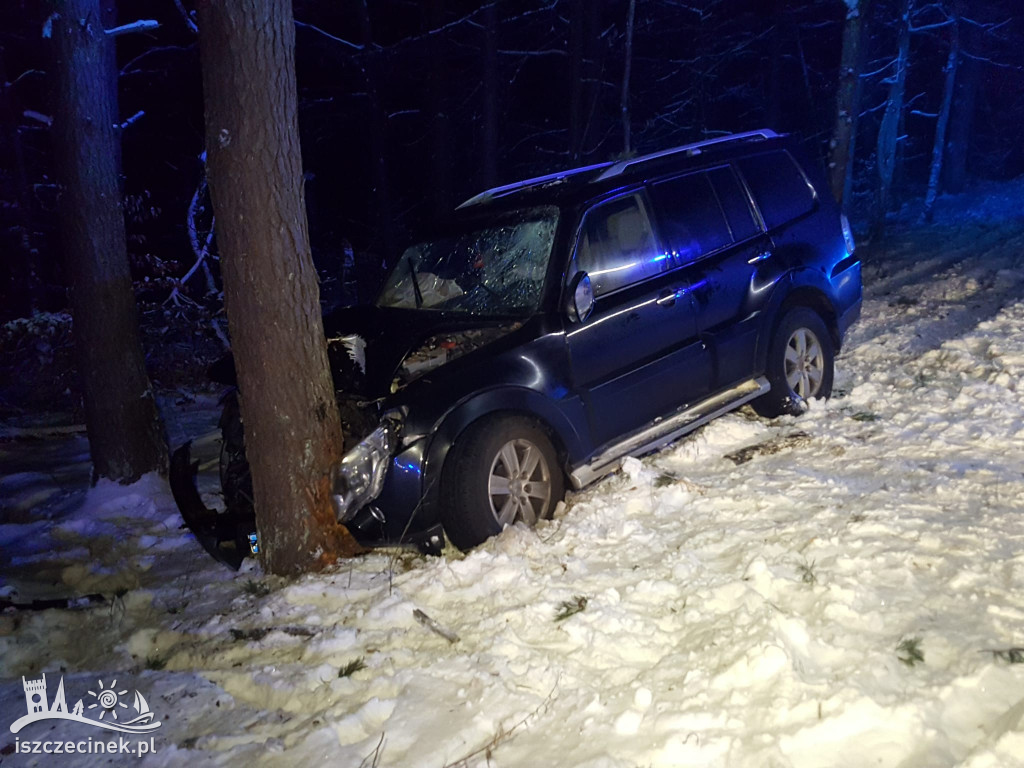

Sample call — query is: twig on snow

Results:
[413,608,459,644]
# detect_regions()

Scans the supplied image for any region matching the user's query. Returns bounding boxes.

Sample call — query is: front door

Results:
[565,192,711,449]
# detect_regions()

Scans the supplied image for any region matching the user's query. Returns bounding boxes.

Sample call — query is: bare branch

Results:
[105,20,160,37]
[294,20,363,51]
[172,0,198,34]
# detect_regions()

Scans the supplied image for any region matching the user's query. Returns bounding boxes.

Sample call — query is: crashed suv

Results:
[171,129,861,566]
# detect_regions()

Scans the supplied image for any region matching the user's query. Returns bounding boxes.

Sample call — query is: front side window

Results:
[574,194,665,297]
[377,208,558,314]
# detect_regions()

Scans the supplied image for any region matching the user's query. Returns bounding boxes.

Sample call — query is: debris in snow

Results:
[338,657,366,677]
[553,595,588,622]
[412,608,459,644]
[896,637,925,667]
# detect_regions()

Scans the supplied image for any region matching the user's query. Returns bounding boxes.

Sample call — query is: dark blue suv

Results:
[172,129,861,563]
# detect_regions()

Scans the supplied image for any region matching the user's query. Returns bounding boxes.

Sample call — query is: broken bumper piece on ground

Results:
[168,441,253,570]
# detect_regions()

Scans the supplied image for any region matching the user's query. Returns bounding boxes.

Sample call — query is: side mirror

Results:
[565,271,594,323]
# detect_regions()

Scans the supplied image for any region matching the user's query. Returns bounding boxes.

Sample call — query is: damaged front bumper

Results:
[331,410,404,523]
[170,410,444,570]
[168,441,254,570]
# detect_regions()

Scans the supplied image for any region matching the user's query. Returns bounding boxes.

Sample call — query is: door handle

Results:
[747,250,772,265]
[657,287,687,307]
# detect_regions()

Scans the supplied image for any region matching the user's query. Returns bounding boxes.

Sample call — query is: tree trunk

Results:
[620,0,636,156]
[828,0,871,208]
[197,0,359,575]
[944,29,977,194]
[51,0,168,484]
[923,10,959,221]
[873,0,911,237]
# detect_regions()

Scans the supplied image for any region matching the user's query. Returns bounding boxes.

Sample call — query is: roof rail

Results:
[456,159,613,210]
[594,129,780,182]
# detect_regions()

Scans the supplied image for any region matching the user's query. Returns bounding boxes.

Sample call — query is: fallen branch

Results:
[413,608,459,644]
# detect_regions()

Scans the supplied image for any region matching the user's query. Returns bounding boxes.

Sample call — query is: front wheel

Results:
[440,415,565,551]
[753,307,834,417]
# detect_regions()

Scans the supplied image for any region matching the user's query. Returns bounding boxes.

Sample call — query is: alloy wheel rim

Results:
[784,327,825,399]
[487,438,552,527]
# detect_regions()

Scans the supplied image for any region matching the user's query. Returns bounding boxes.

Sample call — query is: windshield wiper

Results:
[407,257,424,308]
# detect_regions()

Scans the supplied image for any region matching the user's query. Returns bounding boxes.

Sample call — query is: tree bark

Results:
[944,27,977,194]
[197,0,359,575]
[828,0,871,208]
[923,9,959,221]
[51,0,168,484]
[873,0,911,237]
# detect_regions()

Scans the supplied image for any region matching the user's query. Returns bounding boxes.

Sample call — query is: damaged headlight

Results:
[332,411,403,523]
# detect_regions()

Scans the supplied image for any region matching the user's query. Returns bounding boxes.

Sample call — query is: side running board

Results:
[569,377,770,489]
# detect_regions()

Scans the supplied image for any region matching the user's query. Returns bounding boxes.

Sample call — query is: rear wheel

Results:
[441,415,565,551]
[754,307,834,417]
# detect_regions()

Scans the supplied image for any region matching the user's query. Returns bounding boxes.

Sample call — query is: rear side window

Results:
[649,172,731,265]
[737,151,816,229]
[574,194,665,297]
[707,166,759,242]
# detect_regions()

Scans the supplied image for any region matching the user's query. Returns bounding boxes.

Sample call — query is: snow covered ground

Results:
[3,187,1024,767]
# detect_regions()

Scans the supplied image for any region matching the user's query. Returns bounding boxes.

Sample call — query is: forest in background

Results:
[1,0,1022,398]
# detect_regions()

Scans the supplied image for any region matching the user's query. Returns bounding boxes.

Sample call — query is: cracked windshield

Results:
[377,208,558,314]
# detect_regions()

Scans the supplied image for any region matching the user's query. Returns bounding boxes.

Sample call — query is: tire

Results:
[440,415,565,551]
[753,307,834,418]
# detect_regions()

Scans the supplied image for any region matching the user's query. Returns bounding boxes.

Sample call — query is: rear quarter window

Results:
[737,151,816,230]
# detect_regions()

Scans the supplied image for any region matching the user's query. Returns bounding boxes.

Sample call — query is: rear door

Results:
[649,166,781,390]
[565,191,711,448]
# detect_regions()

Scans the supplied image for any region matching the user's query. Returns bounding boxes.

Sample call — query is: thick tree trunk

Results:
[51,0,168,484]
[828,0,871,208]
[923,12,959,221]
[197,0,359,575]
[873,0,911,237]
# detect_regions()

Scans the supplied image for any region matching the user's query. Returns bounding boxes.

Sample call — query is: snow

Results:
[3,186,1024,766]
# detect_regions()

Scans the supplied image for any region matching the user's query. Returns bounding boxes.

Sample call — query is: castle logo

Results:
[10,673,162,736]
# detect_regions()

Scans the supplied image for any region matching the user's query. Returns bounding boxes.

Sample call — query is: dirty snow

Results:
[3,187,1024,767]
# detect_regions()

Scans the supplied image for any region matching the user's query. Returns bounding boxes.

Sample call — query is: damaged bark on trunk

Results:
[198,0,360,575]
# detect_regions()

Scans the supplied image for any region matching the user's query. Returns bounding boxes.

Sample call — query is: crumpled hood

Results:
[322,305,523,397]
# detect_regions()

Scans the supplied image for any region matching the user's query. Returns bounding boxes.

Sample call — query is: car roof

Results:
[455,129,789,215]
